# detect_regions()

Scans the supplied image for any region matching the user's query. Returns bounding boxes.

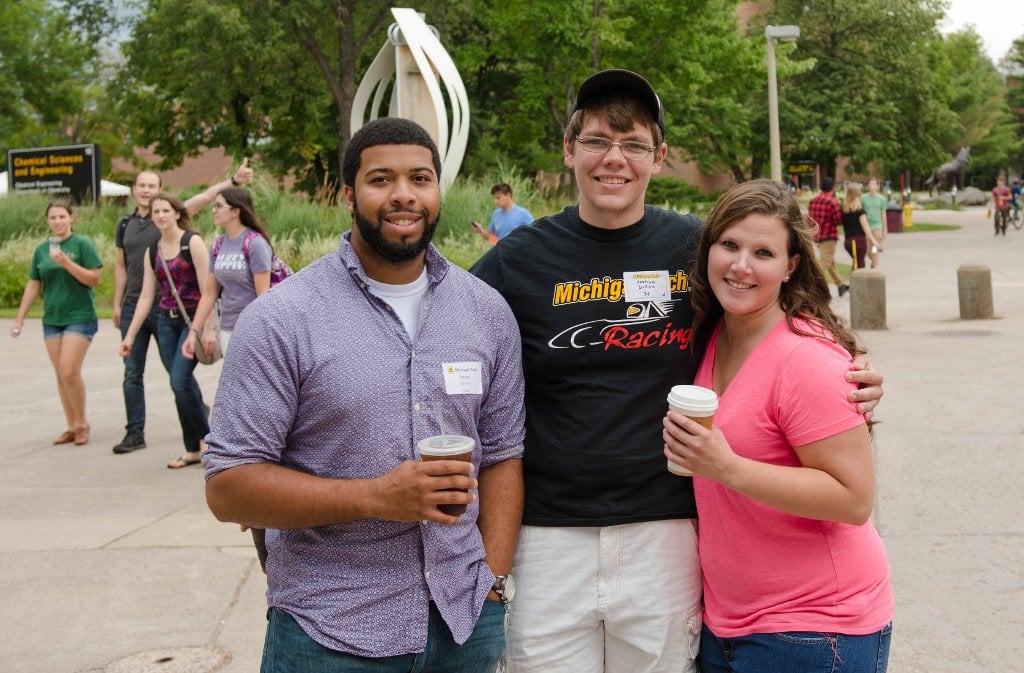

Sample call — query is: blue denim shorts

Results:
[43,320,99,341]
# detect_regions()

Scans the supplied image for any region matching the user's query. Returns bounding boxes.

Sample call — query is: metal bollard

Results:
[850,269,886,330]
[957,264,994,319]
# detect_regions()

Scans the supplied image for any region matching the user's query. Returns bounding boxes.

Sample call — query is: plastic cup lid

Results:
[417,434,475,456]
[667,385,718,412]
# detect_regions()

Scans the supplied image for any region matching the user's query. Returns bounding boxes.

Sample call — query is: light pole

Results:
[765,24,800,183]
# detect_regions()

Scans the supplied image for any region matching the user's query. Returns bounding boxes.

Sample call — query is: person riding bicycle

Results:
[991,177,1012,236]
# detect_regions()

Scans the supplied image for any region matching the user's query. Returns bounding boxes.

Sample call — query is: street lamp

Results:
[765,24,800,183]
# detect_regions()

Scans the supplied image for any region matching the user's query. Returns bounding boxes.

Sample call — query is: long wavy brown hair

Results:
[690,179,861,362]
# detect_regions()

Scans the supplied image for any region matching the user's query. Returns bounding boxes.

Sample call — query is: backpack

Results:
[149,230,196,267]
[212,229,293,287]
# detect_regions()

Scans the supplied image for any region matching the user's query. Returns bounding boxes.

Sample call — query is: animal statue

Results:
[924,147,970,194]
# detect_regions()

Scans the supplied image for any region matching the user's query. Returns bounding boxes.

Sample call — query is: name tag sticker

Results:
[624,270,671,302]
[442,362,483,395]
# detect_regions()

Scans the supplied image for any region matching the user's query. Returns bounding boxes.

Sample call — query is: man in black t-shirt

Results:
[471,70,885,673]
[112,161,253,454]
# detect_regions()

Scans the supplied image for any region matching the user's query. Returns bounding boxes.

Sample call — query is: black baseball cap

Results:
[571,69,665,136]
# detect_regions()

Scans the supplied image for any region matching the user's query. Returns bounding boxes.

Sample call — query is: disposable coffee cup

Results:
[48,236,61,253]
[416,434,475,515]
[666,385,718,476]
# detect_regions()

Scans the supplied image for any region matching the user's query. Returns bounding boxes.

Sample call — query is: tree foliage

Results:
[116,0,405,193]
[929,29,1016,184]
[1,1,127,172]
[1004,35,1024,177]
[768,0,959,178]
[104,0,1023,193]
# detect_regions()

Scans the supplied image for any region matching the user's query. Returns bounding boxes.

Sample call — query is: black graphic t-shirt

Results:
[472,205,703,526]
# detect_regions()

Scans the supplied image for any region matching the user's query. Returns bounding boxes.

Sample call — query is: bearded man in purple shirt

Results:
[203,118,526,673]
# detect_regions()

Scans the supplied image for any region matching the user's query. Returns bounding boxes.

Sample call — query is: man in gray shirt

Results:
[111,161,253,453]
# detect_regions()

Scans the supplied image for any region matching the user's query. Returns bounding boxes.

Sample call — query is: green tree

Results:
[1,1,126,174]
[1004,35,1024,176]
[769,0,959,178]
[441,0,765,183]
[931,29,1016,185]
[116,0,405,193]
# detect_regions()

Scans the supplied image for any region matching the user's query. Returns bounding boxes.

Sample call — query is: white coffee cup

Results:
[666,385,718,476]
[49,236,62,253]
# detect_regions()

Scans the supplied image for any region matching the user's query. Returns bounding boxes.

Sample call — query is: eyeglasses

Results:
[211,202,234,211]
[576,136,656,160]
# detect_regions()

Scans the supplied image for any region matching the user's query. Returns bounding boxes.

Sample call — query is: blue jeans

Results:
[261,601,506,673]
[699,623,892,673]
[155,313,209,453]
[119,300,163,434]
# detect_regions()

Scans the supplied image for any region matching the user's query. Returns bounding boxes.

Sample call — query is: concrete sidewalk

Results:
[1,205,1022,672]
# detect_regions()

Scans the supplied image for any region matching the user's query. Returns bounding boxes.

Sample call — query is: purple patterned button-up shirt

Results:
[203,233,525,657]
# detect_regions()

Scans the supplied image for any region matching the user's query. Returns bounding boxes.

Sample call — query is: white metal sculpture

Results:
[352,8,470,192]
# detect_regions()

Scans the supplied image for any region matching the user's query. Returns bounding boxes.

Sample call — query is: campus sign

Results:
[787,160,816,175]
[6,144,102,206]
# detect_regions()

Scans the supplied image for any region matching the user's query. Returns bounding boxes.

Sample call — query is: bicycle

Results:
[1010,202,1022,230]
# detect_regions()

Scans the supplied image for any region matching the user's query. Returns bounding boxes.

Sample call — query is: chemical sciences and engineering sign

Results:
[6,144,102,206]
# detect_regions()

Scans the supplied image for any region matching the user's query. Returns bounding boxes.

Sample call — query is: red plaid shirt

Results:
[807,191,842,241]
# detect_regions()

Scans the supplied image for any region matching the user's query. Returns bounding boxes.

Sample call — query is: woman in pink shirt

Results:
[664,179,893,672]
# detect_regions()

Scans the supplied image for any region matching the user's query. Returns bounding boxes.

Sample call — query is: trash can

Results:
[902,203,914,229]
[886,204,903,233]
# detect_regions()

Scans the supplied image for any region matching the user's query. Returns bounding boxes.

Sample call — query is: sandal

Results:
[73,425,90,446]
[167,452,203,469]
[53,430,76,445]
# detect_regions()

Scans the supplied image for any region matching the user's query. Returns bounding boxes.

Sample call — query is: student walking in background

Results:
[807,177,847,296]
[472,182,534,244]
[118,193,211,470]
[112,162,252,455]
[665,179,893,672]
[991,177,1012,236]
[861,178,887,268]
[182,187,273,360]
[842,183,880,272]
[11,200,102,446]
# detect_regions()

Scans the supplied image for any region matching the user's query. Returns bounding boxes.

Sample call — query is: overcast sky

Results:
[942,0,1023,62]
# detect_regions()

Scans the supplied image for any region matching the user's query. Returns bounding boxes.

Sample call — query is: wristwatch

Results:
[492,574,516,605]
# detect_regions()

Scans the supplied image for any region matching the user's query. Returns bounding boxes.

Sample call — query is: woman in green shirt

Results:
[10,200,103,446]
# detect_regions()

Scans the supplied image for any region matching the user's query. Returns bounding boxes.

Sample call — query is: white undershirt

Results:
[365,268,429,341]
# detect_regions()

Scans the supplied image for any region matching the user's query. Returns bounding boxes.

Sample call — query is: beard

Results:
[352,201,440,264]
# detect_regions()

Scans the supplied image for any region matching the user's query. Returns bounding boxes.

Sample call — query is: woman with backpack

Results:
[118,192,211,469]
[182,187,278,360]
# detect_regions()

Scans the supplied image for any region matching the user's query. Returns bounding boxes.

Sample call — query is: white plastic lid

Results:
[417,434,475,456]
[666,385,719,413]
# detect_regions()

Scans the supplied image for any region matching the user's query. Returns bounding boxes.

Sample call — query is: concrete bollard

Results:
[957,264,994,319]
[850,269,886,330]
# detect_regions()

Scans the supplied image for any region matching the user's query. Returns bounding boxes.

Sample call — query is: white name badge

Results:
[442,362,483,395]
[623,270,671,302]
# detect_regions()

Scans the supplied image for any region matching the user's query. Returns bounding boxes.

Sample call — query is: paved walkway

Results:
[1,205,1021,672]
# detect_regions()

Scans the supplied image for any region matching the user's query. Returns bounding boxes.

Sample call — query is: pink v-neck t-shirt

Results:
[693,317,893,637]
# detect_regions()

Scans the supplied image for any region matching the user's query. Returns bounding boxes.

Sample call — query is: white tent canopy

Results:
[0,171,131,198]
